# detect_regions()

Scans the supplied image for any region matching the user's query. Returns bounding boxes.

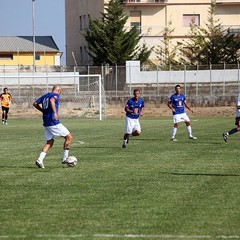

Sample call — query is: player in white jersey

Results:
[222,96,240,142]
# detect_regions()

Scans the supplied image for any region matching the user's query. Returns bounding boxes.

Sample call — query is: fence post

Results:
[196,64,199,97]
[238,62,240,96]
[210,63,212,96]
[223,62,226,96]
[88,65,90,92]
[184,65,187,96]
[74,66,78,94]
[157,65,159,96]
[129,63,131,96]
[18,64,20,97]
[115,63,118,97]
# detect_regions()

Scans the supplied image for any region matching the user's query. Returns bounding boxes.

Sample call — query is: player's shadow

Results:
[129,138,160,141]
[0,165,36,169]
[81,146,120,149]
[170,172,240,177]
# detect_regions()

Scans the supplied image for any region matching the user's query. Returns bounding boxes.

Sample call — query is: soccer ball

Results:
[66,156,78,167]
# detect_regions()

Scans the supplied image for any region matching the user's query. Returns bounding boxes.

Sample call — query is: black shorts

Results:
[235,117,240,127]
[2,106,9,113]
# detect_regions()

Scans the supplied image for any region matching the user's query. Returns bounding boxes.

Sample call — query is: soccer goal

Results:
[0,73,106,120]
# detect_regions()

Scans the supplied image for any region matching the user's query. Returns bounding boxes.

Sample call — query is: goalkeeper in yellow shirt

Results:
[0,87,13,125]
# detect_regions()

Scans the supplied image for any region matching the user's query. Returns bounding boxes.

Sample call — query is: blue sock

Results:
[228,128,238,135]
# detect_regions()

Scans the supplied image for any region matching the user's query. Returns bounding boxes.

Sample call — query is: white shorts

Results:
[173,113,190,124]
[125,117,141,134]
[44,123,70,141]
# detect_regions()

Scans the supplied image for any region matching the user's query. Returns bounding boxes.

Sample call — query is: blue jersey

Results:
[169,93,186,115]
[125,97,144,119]
[36,92,60,126]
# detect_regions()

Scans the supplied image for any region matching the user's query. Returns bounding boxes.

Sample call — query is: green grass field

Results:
[1,116,240,240]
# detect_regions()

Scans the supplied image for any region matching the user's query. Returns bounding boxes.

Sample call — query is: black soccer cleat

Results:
[222,133,228,142]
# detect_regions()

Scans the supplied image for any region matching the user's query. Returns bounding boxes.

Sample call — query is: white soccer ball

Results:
[66,156,78,167]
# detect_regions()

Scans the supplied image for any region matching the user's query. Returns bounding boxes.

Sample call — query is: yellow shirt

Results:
[0,93,12,108]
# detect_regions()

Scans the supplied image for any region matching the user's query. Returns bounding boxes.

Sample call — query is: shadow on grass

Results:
[0,165,37,169]
[80,146,121,149]
[169,172,240,177]
[128,138,161,141]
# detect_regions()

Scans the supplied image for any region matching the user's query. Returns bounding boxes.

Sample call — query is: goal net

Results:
[0,73,106,120]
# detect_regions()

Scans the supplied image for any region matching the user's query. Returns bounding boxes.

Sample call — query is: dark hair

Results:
[133,89,140,94]
[3,87,8,91]
[175,84,181,89]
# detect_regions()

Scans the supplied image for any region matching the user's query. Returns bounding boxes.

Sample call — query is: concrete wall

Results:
[126,61,240,84]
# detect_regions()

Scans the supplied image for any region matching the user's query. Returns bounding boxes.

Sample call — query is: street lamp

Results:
[32,0,36,71]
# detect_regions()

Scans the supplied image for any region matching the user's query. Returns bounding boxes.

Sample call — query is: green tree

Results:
[155,20,180,69]
[180,0,240,65]
[83,0,152,65]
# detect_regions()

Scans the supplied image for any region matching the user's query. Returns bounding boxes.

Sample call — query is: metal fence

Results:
[0,62,240,98]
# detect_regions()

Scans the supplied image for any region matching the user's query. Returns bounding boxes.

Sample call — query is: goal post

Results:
[0,73,106,120]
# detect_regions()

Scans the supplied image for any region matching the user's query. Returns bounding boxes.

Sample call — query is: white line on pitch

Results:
[0,234,237,239]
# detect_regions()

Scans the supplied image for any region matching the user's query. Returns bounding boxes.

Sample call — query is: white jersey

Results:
[236,96,240,117]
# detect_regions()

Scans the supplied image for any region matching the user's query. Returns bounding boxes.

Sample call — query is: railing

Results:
[0,63,240,98]
[121,0,167,4]
[221,25,240,35]
[216,0,240,3]
[124,26,165,36]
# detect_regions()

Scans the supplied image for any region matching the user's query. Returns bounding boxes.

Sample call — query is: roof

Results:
[0,36,59,53]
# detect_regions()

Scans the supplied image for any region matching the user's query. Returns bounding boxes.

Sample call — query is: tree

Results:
[155,20,180,69]
[83,0,152,65]
[180,0,240,65]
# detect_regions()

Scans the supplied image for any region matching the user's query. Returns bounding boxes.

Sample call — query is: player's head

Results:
[133,89,140,99]
[52,85,62,94]
[3,87,8,93]
[175,84,181,94]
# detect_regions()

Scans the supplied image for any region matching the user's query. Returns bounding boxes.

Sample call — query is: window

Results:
[183,14,200,27]
[80,15,89,31]
[80,16,82,31]
[130,11,141,33]
[0,54,13,60]
[35,54,40,60]
[83,15,86,29]
[80,47,83,62]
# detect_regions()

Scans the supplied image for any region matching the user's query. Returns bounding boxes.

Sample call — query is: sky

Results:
[0,0,66,64]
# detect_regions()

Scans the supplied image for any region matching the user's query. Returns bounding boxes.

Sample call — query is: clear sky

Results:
[0,0,66,64]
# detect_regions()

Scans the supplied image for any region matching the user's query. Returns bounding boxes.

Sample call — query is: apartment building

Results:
[65,0,240,66]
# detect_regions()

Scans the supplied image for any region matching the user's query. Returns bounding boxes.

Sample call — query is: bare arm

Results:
[33,101,43,113]
[184,101,194,113]
[167,101,175,113]
[124,102,134,114]
[50,98,59,121]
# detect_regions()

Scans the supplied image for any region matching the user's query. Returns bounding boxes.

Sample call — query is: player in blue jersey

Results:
[167,84,197,141]
[222,96,240,142]
[122,89,144,148]
[33,85,73,168]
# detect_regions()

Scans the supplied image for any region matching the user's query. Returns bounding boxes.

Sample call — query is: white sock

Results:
[171,127,177,139]
[38,151,47,163]
[187,125,192,137]
[123,140,127,145]
[62,149,69,161]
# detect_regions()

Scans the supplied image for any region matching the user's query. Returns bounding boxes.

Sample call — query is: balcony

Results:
[222,25,240,34]
[120,0,167,6]
[216,0,240,5]
[125,25,165,36]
